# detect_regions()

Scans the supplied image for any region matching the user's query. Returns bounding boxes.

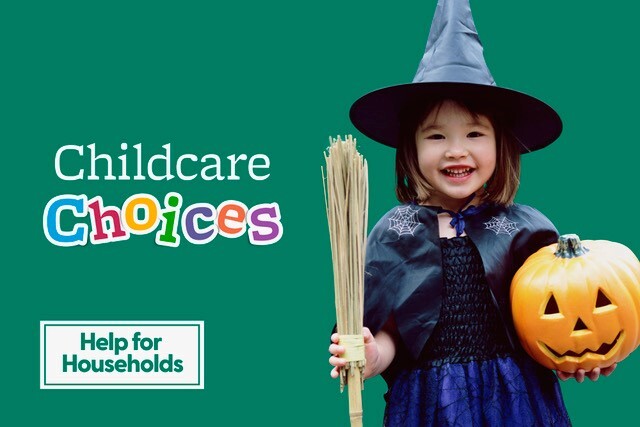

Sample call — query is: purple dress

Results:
[383,236,570,426]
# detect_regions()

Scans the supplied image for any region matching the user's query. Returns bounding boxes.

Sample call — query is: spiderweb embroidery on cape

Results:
[484,216,519,236]
[388,206,421,236]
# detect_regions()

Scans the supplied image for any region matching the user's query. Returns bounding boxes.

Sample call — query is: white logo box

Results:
[40,321,204,389]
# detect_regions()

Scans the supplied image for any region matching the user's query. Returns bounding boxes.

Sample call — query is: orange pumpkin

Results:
[511,234,640,372]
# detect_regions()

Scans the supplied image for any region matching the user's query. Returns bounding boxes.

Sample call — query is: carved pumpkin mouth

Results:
[539,331,624,360]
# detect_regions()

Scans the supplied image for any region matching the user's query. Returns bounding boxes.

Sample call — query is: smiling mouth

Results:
[539,331,623,359]
[442,167,475,178]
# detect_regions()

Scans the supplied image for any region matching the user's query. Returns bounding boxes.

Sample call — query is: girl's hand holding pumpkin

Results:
[556,363,617,383]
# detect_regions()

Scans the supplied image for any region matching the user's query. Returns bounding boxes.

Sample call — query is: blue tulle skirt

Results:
[384,354,570,427]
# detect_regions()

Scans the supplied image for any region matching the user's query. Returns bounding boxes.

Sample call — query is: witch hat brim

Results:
[349,0,562,153]
[350,82,562,152]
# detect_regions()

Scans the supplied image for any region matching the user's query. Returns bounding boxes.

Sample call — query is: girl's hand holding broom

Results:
[329,326,396,381]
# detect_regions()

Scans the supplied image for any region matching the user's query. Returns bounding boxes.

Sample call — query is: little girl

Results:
[328,1,615,425]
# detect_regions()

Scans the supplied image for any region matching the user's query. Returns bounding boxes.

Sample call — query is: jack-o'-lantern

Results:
[511,234,640,372]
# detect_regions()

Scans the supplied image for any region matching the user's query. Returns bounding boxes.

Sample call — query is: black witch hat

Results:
[349,0,562,153]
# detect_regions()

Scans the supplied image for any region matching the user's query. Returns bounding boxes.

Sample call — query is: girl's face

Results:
[415,100,497,210]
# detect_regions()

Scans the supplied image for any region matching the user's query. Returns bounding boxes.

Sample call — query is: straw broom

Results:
[322,135,368,427]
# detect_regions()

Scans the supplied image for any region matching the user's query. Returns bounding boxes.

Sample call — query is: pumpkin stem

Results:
[554,234,589,258]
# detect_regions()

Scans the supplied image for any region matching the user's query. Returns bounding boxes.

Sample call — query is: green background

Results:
[3,1,638,425]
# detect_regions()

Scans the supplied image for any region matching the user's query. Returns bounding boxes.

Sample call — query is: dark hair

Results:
[395,97,521,205]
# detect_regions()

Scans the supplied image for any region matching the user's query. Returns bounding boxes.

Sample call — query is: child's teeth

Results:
[445,168,471,176]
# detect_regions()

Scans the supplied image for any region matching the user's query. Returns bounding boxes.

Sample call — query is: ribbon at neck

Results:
[437,194,487,237]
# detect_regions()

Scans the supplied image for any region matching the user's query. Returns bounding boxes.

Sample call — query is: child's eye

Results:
[467,131,484,138]
[427,134,445,140]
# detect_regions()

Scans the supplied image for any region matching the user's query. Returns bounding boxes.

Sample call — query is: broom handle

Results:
[348,368,363,427]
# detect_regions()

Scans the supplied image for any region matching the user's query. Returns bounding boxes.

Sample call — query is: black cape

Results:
[364,203,558,377]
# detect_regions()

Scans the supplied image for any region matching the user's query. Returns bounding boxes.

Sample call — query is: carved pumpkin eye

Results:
[544,294,560,315]
[595,289,612,308]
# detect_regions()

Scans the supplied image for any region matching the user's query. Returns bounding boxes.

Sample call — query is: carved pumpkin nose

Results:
[573,318,589,331]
